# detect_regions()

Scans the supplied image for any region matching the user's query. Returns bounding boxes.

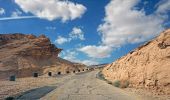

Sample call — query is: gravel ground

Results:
[0,74,73,99]
[1,70,169,100]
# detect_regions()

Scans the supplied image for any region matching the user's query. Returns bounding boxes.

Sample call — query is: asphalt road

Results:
[16,86,56,100]
[39,71,142,100]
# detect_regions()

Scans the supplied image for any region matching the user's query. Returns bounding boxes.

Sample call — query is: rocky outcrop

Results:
[0,34,61,58]
[102,29,170,95]
[0,33,87,79]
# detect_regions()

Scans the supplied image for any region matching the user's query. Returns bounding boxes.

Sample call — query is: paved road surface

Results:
[16,86,56,100]
[40,71,142,100]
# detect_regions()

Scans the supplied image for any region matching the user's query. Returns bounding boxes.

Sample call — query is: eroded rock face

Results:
[0,33,62,58]
[0,33,86,79]
[102,29,170,95]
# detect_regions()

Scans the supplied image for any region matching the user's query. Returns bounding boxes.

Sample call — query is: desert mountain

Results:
[0,33,87,79]
[90,63,108,69]
[102,29,170,95]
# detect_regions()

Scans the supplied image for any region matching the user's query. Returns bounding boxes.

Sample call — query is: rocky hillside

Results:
[102,29,170,95]
[0,33,87,79]
[90,64,108,69]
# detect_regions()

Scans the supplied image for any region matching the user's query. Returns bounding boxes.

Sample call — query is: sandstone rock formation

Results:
[102,29,170,95]
[0,33,87,80]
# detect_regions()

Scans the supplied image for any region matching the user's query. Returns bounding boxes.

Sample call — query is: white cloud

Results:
[54,36,70,45]
[62,50,99,65]
[78,45,113,58]
[55,27,85,45]
[79,0,169,59]
[15,0,86,22]
[98,0,164,47]
[62,50,78,60]
[81,60,99,66]
[156,0,170,14]
[69,27,85,40]
[0,8,5,15]
[46,26,56,30]
[11,9,22,17]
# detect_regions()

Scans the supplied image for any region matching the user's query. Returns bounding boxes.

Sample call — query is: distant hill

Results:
[0,33,87,79]
[90,63,108,68]
[102,29,170,95]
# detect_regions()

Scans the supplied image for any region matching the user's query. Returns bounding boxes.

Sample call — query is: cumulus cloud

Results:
[62,50,99,65]
[15,0,87,22]
[98,0,164,47]
[55,27,85,45]
[156,0,170,14]
[69,27,85,40]
[78,45,113,58]
[11,9,22,17]
[0,8,5,15]
[79,0,169,59]
[54,36,69,45]
[63,50,77,60]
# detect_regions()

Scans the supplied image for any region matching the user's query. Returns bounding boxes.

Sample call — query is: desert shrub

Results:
[120,80,129,88]
[5,96,14,100]
[112,80,121,87]
[112,80,129,88]
[97,71,106,80]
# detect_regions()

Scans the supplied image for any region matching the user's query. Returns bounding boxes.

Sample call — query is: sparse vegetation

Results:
[112,80,120,87]
[96,71,106,81]
[97,71,129,88]
[120,80,129,88]
[112,80,129,88]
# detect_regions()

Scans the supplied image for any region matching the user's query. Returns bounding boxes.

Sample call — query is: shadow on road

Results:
[16,86,57,100]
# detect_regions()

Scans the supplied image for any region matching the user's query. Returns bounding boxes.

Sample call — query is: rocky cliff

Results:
[0,33,86,79]
[102,29,170,95]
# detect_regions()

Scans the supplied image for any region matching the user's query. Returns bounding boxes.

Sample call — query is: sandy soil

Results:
[0,70,169,100]
[0,75,62,99]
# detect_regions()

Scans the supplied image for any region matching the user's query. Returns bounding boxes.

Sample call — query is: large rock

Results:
[0,33,87,79]
[102,29,170,95]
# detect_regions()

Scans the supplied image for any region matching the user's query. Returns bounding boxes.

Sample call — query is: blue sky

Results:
[0,0,170,65]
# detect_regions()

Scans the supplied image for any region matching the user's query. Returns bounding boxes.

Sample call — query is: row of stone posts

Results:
[8,68,93,81]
